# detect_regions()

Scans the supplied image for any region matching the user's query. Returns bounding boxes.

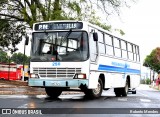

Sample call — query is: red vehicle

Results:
[0,63,22,80]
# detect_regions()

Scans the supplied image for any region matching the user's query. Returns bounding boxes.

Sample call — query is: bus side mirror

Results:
[93,32,98,41]
[25,35,29,45]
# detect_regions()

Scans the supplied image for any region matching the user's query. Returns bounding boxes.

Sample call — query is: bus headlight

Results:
[74,73,86,79]
[30,73,39,78]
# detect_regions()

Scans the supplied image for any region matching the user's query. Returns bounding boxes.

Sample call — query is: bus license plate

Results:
[52,82,60,86]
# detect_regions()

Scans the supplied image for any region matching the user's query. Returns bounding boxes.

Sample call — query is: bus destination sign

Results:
[34,22,83,30]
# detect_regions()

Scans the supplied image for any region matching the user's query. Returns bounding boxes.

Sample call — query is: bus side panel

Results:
[88,63,99,89]
[130,75,140,88]
[97,56,140,88]
[98,56,126,88]
[88,71,99,88]
[106,73,125,88]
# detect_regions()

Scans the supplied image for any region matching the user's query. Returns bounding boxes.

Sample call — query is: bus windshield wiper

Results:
[62,29,72,43]
[60,29,72,53]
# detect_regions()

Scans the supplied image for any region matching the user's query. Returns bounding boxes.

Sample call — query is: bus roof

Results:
[32,20,139,47]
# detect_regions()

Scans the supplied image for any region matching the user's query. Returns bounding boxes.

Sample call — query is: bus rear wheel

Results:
[114,80,129,97]
[85,79,103,99]
[114,88,122,97]
[45,87,62,99]
[121,80,129,96]
[132,90,136,94]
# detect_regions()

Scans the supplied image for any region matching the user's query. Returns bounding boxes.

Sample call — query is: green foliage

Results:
[140,78,151,84]
[145,78,151,84]
[0,20,10,47]
[143,47,160,73]
[0,49,8,63]
[0,0,130,28]
[115,29,125,35]
[11,52,30,64]
[0,20,26,52]
[0,0,7,6]
[0,50,30,64]
[68,1,81,16]
[90,20,112,31]
[0,0,131,49]
[140,79,145,84]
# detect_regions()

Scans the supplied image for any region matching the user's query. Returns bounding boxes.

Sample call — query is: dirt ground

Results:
[0,79,28,86]
[0,79,81,95]
[0,79,46,95]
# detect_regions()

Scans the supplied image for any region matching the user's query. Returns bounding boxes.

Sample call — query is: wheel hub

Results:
[93,82,101,95]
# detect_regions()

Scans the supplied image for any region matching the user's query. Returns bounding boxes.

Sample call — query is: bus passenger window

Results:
[105,34,114,55]
[98,31,105,54]
[121,40,127,59]
[106,45,114,55]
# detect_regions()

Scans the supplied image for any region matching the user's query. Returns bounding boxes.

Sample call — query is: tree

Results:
[0,0,135,27]
[0,49,8,63]
[0,0,134,49]
[143,47,160,73]
[0,50,30,64]
[0,19,26,52]
[11,52,30,64]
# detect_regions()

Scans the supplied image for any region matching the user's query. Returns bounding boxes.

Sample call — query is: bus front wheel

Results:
[45,87,62,98]
[84,79,103,99]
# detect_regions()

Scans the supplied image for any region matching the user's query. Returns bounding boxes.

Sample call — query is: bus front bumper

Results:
[28,78,88,88]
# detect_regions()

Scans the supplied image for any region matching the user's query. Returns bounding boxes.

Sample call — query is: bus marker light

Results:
[30,74,39,78]
[77,74,86,79]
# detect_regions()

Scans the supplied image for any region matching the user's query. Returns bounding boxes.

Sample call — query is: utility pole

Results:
[7,52,11,80]
[22,34,29,81]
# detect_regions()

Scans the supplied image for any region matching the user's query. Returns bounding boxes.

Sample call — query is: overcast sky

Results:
[108,0,160,61]
[18,0,160,62]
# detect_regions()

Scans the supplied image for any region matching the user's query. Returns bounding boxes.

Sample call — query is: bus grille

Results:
[33,67,81,79]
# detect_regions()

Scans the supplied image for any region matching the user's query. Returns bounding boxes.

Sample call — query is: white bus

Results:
[28,21,141,99]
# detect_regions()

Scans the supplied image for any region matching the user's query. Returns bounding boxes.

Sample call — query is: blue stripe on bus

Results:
[98,64,140,74]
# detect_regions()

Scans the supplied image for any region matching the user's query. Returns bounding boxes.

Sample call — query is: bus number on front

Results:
[52,62,60,66]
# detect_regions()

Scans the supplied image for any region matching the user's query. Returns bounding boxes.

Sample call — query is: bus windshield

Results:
[31,31,89,62]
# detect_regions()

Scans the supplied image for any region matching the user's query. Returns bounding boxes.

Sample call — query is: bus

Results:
[28,21,141,99]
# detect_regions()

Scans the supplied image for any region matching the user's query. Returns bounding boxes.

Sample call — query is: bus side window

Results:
[113,37,121,57]
[127,43,133,60]
[121,40,127,59]
[105,34,114,56]
[98,31,105,54]
[133,45,137,61]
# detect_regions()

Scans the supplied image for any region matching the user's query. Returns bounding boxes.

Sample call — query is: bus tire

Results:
[121,80,129,97]
[85,79,103,99]
[132,90,136,94]
[45,87,62,99]
[114,88,122,97]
